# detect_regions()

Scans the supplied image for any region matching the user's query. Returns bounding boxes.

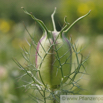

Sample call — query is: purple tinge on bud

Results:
[35,31,72,89]
[35,35,46,68]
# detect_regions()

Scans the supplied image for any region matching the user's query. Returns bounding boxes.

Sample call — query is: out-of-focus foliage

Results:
[0,0,103,34]
[0,0,59,24]
[59,0,103,34]
[0,0,103,102]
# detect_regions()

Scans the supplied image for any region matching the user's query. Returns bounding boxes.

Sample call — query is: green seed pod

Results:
[35,31,72,89]
[22,7,90,89]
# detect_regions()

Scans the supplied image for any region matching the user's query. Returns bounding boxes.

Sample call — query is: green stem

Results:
[52,90,56,103]
[51,7,57,32]
[44,88,46,103]
[64,10,91,36]
[21,7,50,35]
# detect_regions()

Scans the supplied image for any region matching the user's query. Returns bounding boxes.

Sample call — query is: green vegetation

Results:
[0,0,103,102]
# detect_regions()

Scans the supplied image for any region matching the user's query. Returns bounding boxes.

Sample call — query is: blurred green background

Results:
[0,0,103,102]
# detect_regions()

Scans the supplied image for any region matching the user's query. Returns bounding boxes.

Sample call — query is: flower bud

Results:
[35,31,72,88]
[22,7,90,89]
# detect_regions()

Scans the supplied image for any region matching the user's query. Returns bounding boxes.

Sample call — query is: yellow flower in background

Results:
[77,3,90,15]
[0,19,11,33]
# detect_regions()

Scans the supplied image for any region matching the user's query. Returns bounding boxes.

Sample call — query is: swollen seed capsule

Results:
[35,31,72,89]
[22,7,90,89]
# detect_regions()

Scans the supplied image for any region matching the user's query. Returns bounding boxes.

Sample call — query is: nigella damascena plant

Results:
[16,7,90,102]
